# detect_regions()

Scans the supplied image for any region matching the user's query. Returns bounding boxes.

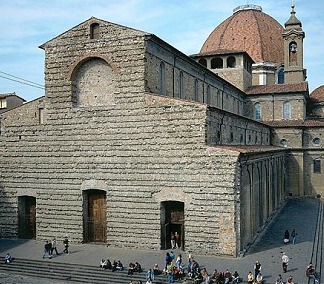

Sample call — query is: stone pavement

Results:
[0,198,322,284]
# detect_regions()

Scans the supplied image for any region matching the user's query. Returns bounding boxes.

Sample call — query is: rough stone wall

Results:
[145,38,246,117]
[271,128,303,148]
[216,68,252,92]
[304,151,324,197]
[1,16,304,257]
[0,90,241,256]
[206,109,270,146]
[247,94,306,122]
[239,152,286,251]
[0,19,243,256]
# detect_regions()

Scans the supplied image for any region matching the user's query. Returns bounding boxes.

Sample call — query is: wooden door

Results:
[88,192,106,242]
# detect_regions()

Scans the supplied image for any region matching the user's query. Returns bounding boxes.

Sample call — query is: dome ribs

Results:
[199,7,284,64]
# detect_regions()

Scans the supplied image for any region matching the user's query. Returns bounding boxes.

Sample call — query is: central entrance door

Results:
[18,196,36,239]
[83,190,106,243]
[161,201,184,250]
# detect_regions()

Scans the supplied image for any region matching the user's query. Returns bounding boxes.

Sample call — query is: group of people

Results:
[99,259,125,272]
[163,251,242,284]
[42,237,62,259]
[246,261,263,284]
[283,229,298,245]
[210,268,240,284]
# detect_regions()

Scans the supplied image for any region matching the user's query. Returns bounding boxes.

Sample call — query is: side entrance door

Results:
[18,196,36,239]
[84,190,106,242]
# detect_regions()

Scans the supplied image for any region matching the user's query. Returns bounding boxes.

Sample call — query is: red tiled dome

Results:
[200,5,284,64]
[310,85,324,102]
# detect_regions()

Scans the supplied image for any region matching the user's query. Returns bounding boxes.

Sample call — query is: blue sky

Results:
[0,0,323,102]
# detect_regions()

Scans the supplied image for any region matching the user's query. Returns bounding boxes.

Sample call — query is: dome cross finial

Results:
[291,0,295,11]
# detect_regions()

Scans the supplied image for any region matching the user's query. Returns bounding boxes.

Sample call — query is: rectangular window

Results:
[0,99,7,109]
[283,101,291,119]
[314,159,321,173]
[39,108,44,124]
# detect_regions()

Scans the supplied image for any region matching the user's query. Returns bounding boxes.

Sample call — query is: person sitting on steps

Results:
[306,263,319,282]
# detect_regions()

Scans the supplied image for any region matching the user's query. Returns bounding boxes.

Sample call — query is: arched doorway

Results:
[161,201,184,250]
[83,189,106,243]
[18,196,36,239]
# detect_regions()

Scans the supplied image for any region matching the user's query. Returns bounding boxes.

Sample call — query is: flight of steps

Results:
[0,257,175,284]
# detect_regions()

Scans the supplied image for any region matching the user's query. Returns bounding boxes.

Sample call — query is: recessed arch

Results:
[70,56,116,107]
[198,58,207,67]
[227,56,236,68]
[211,57,223,69]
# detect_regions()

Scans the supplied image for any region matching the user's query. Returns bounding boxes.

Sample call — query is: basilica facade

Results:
[0,4,323,257]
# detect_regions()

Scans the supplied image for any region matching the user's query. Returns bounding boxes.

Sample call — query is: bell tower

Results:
[283,0,306,83]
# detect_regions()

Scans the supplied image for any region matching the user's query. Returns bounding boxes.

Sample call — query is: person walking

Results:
[51,238,59,255]
[282,252,289,273]
[43,240,52,259]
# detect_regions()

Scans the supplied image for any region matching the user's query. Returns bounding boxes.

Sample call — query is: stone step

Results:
[0,257,172,283]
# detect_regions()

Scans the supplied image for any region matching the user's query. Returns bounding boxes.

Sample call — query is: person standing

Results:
[291,229,298,244]
[170,232,176,249]
[166,261,174,283]
[254,261,261,280]
[175,231,180,249]
[282,252,289,273]
[63,236,69,254]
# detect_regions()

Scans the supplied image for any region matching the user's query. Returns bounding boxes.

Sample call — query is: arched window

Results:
[211,57,223,69]
[277,67,285,84]
[254,102,261,121]
[198,58,207,67]
[283,101,291,119]
[179,71,184,99]
[227,56,236,68]
[159,61,166,95]
[289,41,297,63]
[90,23,100,39]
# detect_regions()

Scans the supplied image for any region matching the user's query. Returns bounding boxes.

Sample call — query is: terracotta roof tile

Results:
[265,119,324,127]
[310,85,324,102]
[245,82,308,95]
[200,7,284,64]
